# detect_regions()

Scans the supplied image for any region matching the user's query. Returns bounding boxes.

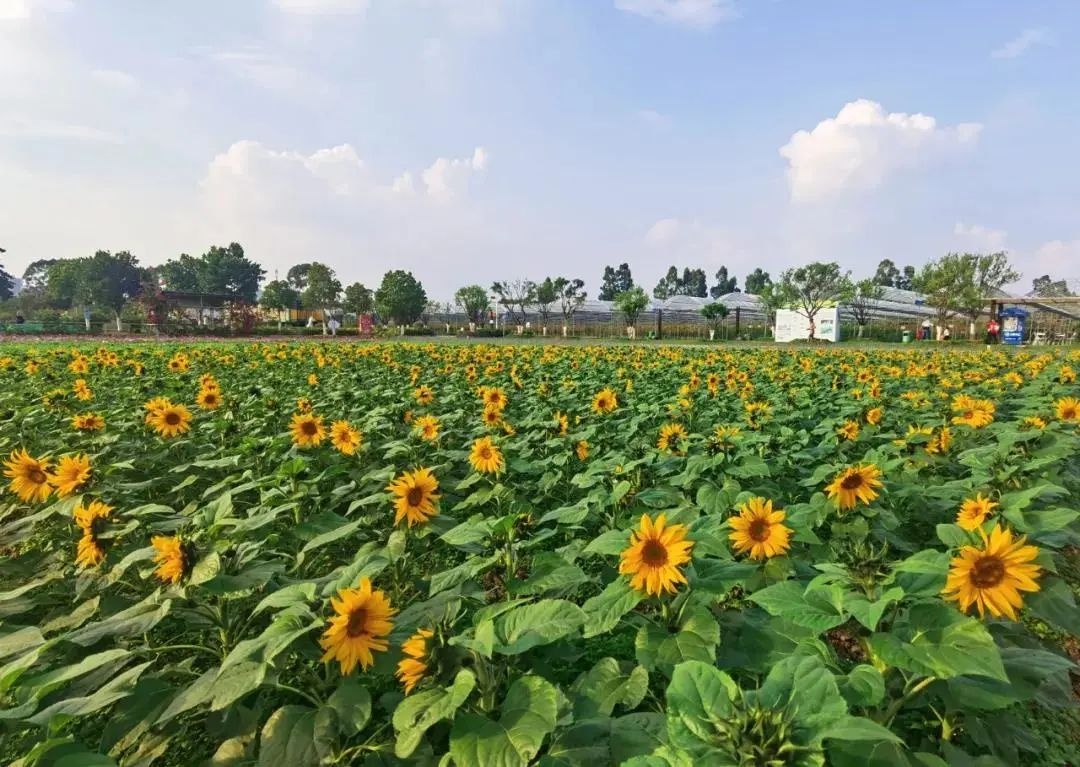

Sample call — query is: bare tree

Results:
[846,279,885,338]
[491,280,537,325]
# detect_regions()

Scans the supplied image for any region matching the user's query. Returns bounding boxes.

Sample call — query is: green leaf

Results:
[821,715,903,743]
[393,668,476,758]
[572,658,649,718]
[63,595,171,646]
[757,654,847,732]
[258,705,319,767]
[582,579,643,638]
[748,580,846,632]
[189,550,222,586]
[840,665,885,708]
[493,599,586,655]
[635,486,684,509]
[1026,578,1080,635]
[636,605,720,675]
[870,612,1006,681]
[845,587,904,631]
[27,661,152,726]
[326,678,371,736]
[449,675,558,767]
[665,660,739,756]
[297,519,362,564]
[584,529,630,556]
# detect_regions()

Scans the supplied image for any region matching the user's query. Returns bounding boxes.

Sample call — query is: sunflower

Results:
[296,397,313,414]
[619,513,694,596]
[68,357,89,374]
[73,379,93,401]
[196,387,222,410]
[151,535,188,585]
[1055,397,1079,421]
[591,388,618,415]
[893,424,933,449]
[728,497,792,560]
[387,468,440,527]
[657,423,689,454]
[143,396,172,423]
[469,436,505,474]
[956,493,997,532]
[76,533,106,569]
[3,449,53,503]
[481,404,503,428]
[290,413,327,447]
[927,426,952,454]
[575,440,589,461]
[481,386,508,412]
[837,420,860,441]
[553,412,569,436]
[710,425,742,451]
[308,373,319,387]
[396,628,434,694]
[326,420,361,455]
[146,402,192,439]
[413,414,441,442]
[413,385,435,406]
[74,498,113,532]
[1021,416,1047,430]
[319,578,396,674]
[199,374,220,392]
[950,395,995,429]
[72,413,105,431]
[49,454,92,497]
[942,525,1041,620]
[167,354,189,373]
[73,500,113,568]
[825,464,883,511]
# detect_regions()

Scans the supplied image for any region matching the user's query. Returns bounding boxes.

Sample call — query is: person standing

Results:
[986,317,1000,344]
[920,319,931,341]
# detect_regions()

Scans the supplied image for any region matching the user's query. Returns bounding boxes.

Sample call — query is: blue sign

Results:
[999,307,1028,345]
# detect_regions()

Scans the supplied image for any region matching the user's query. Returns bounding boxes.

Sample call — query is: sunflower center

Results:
[597,397,608,409]
[301,421,317,436]
[840,473,864,490]
[962,410,973,420]
[346,607,369,638]
[641,539,669,567]
[1065,407,1077,419]
[29,469,47,484]
[748,519,771,542]
[969,555,1005,589]
[479,447,492,460]
[164,412,181,426]
[406,487,424,506]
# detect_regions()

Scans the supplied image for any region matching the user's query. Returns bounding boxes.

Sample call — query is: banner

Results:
[774,307,840,343]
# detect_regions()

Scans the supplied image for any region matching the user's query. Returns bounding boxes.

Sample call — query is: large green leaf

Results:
[636,605,720,675]
[449,675,558,767]
[665,660,739,757]
[581,578,643,638]
[493,599,586,654]
[257,705,319,767]
[393,668,476,758]
[571,657,649,718]
[748,580,846,632]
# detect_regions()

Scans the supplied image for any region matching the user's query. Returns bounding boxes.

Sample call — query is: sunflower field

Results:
[1,341,1079,767]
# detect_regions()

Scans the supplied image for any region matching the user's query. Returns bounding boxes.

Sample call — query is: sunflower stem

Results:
[882,675,937,726]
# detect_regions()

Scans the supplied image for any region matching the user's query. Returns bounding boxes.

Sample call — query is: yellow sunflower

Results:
[469,436,505,474]
[73,500,113,569]
[290,412,327,448]
[591,387,618,415]
[49,454,92,497]
[553,411,569,436]
[319,578,396,674]
[619,513,694,596]
[73,379,93,401]
[414,415,441,442]
[151,535,187,585]
[148,403,193,439]
[728,497,792,560]
[481,404,503,428]
[74,498,113,532]
[825,464,884,511]
[3,449,53,503]
[413,385,435,406]
[928,426,952,454]
[76,533,106,569]
[657,423,689,454]
[837,420,860,441]
[950,395,995,428]
[387,468,440,527]
[942,525,1041,620]
[72,413,105,431]
[330,420,362,455]
[711,425,742,450]
[481,386,508,412]
[308,373,318,387]
[1055,397,1079,421]
[196,387,222,410]
[956,493,997,532]
[575,440,589,461]
[143,396,172,423]
[396,628,434,694]
[1021,416,1047,430]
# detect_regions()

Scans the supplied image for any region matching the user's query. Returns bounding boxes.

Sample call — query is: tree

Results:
[491,280,536,325]
[0,264,13,301]
[614,286,650,328]
[872,259,900,288]
[534,278,559,324]
[776,261,852,340]
[599,263,633,301]
[683,267,708,298]
[1032,275,1073,297]
[375,270,427,325]
[744,268,771,294]
[710,266,738,298]
[757,282,785,334]
[287,263,312,291]
[653,266,680,300]
[455,285,490,325]
[895,265,916,291]
[43,259,82,310]
[260,280,299,329]
[846,279,885,338]
[21,259,57,295]
[913,253,972,329]
[343,282,375,314]
[960,252,1019,326]
[700,301,729,337]
[155,254,203,292]
[302,262,342,334]
[555,277,587,326]
[81,250,143,330]
[197,243,264,301]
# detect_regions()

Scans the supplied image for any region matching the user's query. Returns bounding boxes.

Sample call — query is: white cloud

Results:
[992,28,1053,59]
[954,221,1008,251]
[614,0,736,29]
[272,0,369,14]
[421,147,489,201]
[643,217,752,275]
[0,0,70,21]
[208,47,330,97]
[779,99,982,203]
[91,68,138,91]
[0,114,123,143]
[1030,239,1080,277]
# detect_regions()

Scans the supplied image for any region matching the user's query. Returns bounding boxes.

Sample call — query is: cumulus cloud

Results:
[0,0,70,21]
[992,28,1053,59]
[1030,239,1080,278]
[779,99,982,203]
[643,217,752,274]
[954,222,1008,252]
[614,0,736,29]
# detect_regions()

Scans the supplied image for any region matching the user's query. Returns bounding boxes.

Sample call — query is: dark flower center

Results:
[406,487,424,507]
[479,447,492,460]
[1064,407,1076,419]
[346,608,369,638]
[748,519,771,542]
[301,421,318,436]
[641,539,668,567]
[165,412,181,426]
[962,410,974,420]
[29,469,47,484]
[840,473,863,490]
[970,555,1005,589]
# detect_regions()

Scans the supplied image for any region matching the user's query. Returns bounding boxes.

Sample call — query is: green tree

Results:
[777,261,852,340]
[614,285,650,329]
[68,250,143,330]
[197,243,265,301]
[744,268,771,294]
[710,266,738,298]
[534,278,560,325]
[757,282,784,333]
[455,285,490,325]
[155,254,203,292]
[302,262,342,334]
[846,279,885,338]
[260,280,299,329]
[287,263,312,291]
[872,259,900,288]
[700,301,729,338]
[555,277,587,326]
[653,266,680,299]
[376,270,427,325]
[491,279,537,325]
[895,265,916,291]
[343,282,375,314]
[913,253,972,329]
[21,259,58,295]
[599,263,633,301]
[0,263,12,301]
[1032,274,1073,297]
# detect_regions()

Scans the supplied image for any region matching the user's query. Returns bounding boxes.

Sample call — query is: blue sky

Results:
[1,0,1077,298]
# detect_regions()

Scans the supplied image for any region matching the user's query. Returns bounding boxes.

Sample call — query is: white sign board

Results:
[774,307,840,343]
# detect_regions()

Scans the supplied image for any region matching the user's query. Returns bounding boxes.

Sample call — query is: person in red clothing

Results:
[986,318,1000,344]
